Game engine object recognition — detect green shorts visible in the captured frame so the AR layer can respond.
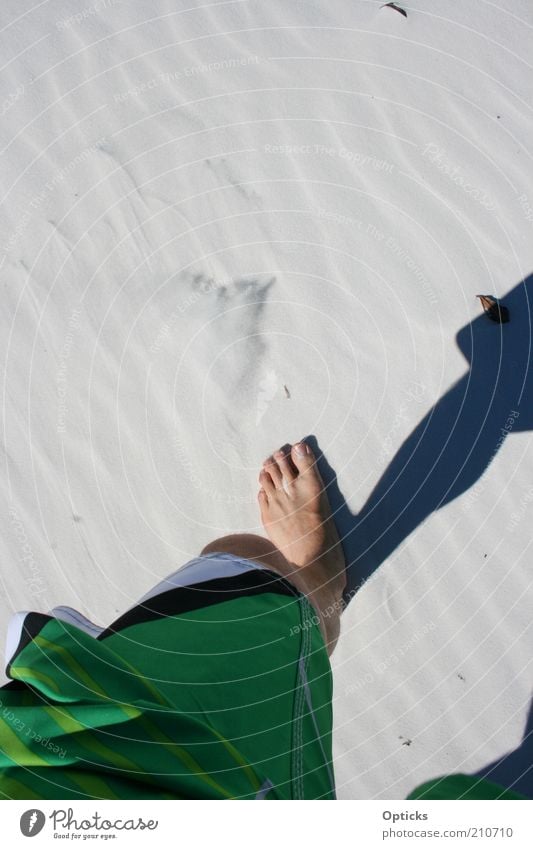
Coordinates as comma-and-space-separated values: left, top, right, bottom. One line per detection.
0, 563, 335, 800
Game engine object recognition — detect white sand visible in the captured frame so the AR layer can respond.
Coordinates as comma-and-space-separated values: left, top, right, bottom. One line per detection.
1, 0, 532, 799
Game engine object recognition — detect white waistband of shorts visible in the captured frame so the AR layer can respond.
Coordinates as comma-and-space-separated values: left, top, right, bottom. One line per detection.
3, 553, 270, 668
136, 552, 268, 605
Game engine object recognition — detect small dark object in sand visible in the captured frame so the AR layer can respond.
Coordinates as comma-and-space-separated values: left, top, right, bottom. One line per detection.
381, 2, 408, 17
477, 294, 510, 323
458, 673, 466, 682
399, 736, 412, 746
284, 384, 291, 399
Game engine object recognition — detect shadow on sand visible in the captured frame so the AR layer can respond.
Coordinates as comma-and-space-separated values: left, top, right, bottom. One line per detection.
307, 272, 533, 798
474, 697, 532, 799
309, 273, 532, 596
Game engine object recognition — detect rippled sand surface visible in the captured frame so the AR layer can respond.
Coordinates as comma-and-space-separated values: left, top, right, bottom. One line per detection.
0, 1, 532, 798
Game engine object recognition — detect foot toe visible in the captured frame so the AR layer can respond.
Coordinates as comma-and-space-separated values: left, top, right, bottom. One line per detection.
274, 449, 297, 482
259, 468, 276, 495
291, 441, 314, 473
258, 487, 268, 508
264, 457, 283, 489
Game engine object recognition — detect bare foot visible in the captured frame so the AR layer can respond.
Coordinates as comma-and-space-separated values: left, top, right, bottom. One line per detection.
258, 442, 346, 599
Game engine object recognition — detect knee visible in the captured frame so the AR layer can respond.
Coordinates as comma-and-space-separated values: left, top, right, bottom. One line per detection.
201, 533, 281, 564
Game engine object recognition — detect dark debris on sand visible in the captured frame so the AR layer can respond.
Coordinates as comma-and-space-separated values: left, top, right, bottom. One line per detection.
477, 295, 510, 323
381, 3, 408, 17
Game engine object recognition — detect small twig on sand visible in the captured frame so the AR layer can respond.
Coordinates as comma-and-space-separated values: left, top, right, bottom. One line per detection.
381, 3, 408, 17
476, 294, 510, 323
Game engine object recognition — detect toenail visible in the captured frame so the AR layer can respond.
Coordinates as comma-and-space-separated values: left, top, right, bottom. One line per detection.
274, 450, 284, 460
295, 442, 309, 455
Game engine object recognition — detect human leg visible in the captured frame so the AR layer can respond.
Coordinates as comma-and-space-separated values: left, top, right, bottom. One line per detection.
201, 441, 346, 655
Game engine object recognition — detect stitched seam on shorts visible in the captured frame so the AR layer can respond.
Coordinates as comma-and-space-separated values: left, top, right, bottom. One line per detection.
299, 622, 308, 799
299, 649, 336, 798
299, 607, 313, 799
290, 597, 304, 798
290, 595, 312, 799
